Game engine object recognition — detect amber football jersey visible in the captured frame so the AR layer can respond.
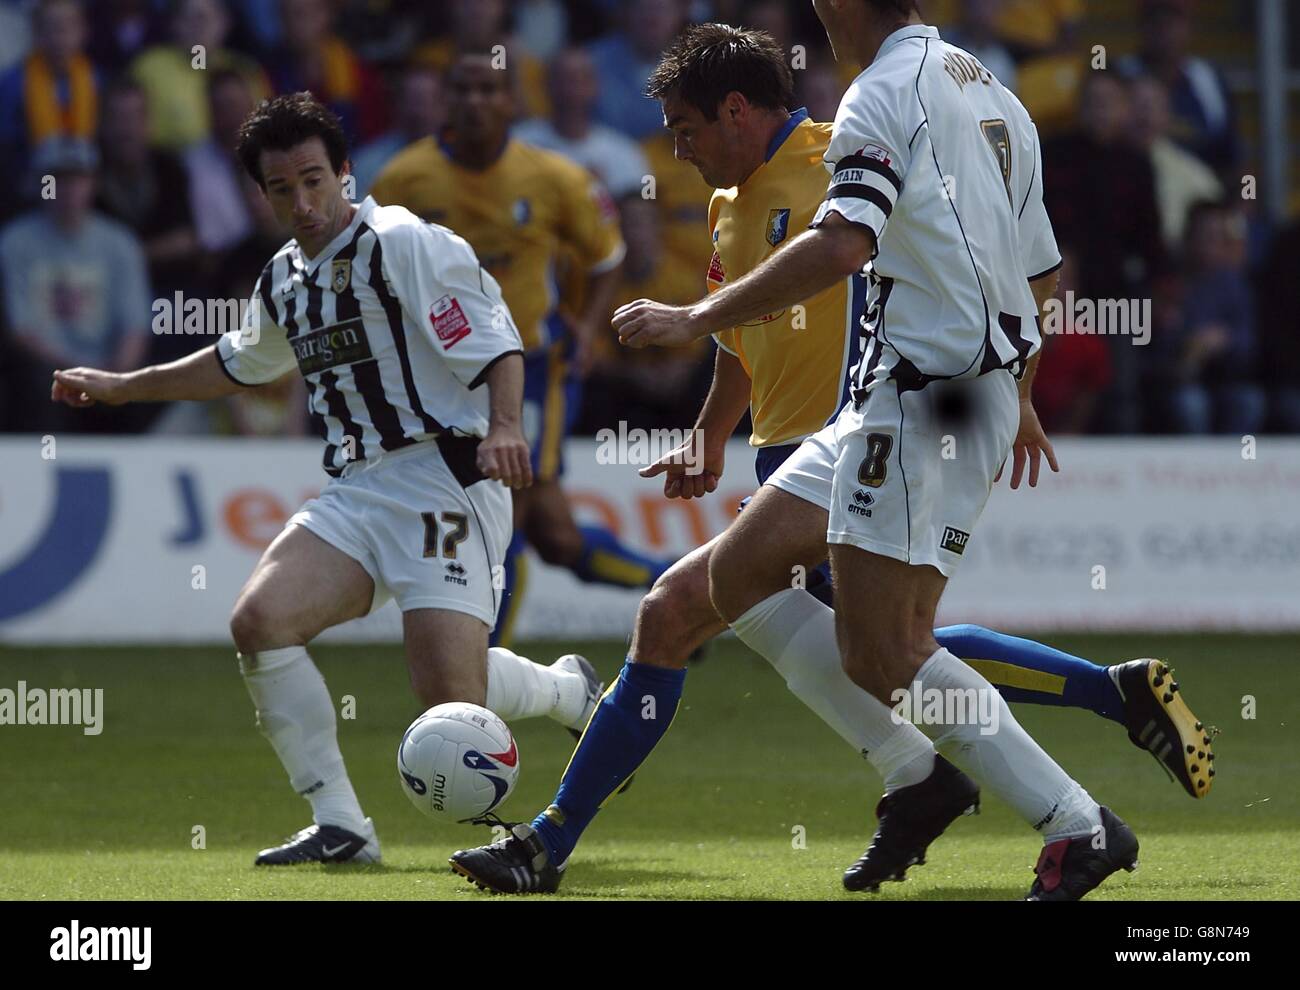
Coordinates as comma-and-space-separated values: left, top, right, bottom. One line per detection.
371, 137, 625, 351
710, 111, 866, 447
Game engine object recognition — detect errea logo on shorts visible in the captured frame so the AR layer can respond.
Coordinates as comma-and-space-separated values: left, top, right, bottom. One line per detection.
940, 526, 970, 555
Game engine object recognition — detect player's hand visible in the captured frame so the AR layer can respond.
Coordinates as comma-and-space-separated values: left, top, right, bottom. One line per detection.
478, 426, 533, 490
51, 367, 130, 407
613, 300, 703, 350
639, 431, 724, 499
996, 398, 1060, 490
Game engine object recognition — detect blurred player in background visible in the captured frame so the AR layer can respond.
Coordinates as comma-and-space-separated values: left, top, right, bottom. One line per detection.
372, 51, 676, 646
451, 14, 1211, 900
50, 93, 603, 867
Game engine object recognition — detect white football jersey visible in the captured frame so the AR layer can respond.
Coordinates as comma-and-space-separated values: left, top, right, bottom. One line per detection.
216, 197, 524, 475
812, 25, 1061, 397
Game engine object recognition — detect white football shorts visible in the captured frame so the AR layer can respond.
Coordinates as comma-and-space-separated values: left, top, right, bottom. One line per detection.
287, 437, 511, 626
766, 370, 1019, 577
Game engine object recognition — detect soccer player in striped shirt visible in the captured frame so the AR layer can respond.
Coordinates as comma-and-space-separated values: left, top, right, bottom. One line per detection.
51, 93, 605, 866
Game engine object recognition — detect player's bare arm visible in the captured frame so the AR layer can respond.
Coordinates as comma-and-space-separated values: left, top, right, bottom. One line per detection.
570, 263, 622, 376
614, 212, 874, 349
476, 353, 533, 490
998, 269, 1063, 489
642, 346, 752, 499
51, 343, 245, 408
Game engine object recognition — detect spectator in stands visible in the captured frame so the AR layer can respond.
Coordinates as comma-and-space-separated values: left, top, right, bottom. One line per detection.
1032, 248, 1112, 434
795, 55, 843, 125
0, 138, 151, 432
0, 0, 31, 77
1157, 201, 1264, 434
184, 69, 256, 254
588, 0, 688, 140
514, 47, 650, 200
578, 195, 712, 435
946, 0, 1018, 92
87, 0, 163, 76
350, 64, 444, 198
515, 0, 570, 62
741, 0, 793, 53
0, 0, 96, 187
1119, 0, 1241, 177
1255, 215, 1300, 432
993, 0, 1081, 59
95, 77, 203, 369
413, 0, 549, 120
1128, 73, 1223, 252
1043, 70, 1166, 433
268, 0, 387, 143
130, 0, 268, 152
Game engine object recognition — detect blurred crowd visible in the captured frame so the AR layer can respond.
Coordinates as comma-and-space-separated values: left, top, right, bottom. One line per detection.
0, 0, 1295, 438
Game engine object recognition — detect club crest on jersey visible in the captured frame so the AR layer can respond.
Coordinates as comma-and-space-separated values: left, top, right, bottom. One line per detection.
766, 208, 791, 246
430, 294, 472, 348
330, 259, 351, 293
512, 198, 531, 225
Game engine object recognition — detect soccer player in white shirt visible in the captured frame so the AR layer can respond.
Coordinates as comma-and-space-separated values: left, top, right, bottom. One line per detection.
50, 94, 604, 866
614, 2, 1139, 900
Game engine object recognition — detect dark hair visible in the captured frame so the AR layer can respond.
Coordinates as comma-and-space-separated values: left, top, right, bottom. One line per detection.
647, 22, 792, 121
236, 92, 348, 188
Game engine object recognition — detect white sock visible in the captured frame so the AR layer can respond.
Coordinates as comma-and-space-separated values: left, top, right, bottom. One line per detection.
238, 646, 367, 834
914, 648, 1102, 840
730, 589, 936, 791
485, 647, 588, 727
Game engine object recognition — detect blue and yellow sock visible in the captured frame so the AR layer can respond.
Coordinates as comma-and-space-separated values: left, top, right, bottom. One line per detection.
934, 623, 1124, 724
532, 659, 686, 866
569, 525, 673, 589
489, 532, 528, 649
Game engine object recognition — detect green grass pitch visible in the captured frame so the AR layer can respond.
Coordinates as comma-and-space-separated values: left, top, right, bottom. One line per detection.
1, 634, 1296, 900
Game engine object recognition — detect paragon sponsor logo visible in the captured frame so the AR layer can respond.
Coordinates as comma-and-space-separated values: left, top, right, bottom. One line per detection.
290, 318, 373, 375
940, 526, 970, 555
49, 921, 151, 970
0, 682, 103, 735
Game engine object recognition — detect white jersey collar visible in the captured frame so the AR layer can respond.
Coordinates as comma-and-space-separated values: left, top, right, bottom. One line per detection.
875, 24, 940, 63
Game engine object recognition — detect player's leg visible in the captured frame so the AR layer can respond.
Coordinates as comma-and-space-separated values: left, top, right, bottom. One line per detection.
631, 538, 730, 666
379, 441, 600, 732
711, 438, 940, 796
230, 522, 379, 864
829, 375, 1134, 897
450, 540, 727, 892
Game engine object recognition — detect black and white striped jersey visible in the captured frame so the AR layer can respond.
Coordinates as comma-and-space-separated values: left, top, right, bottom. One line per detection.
215, 197, 524, 475
812, 25, 1062, 398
